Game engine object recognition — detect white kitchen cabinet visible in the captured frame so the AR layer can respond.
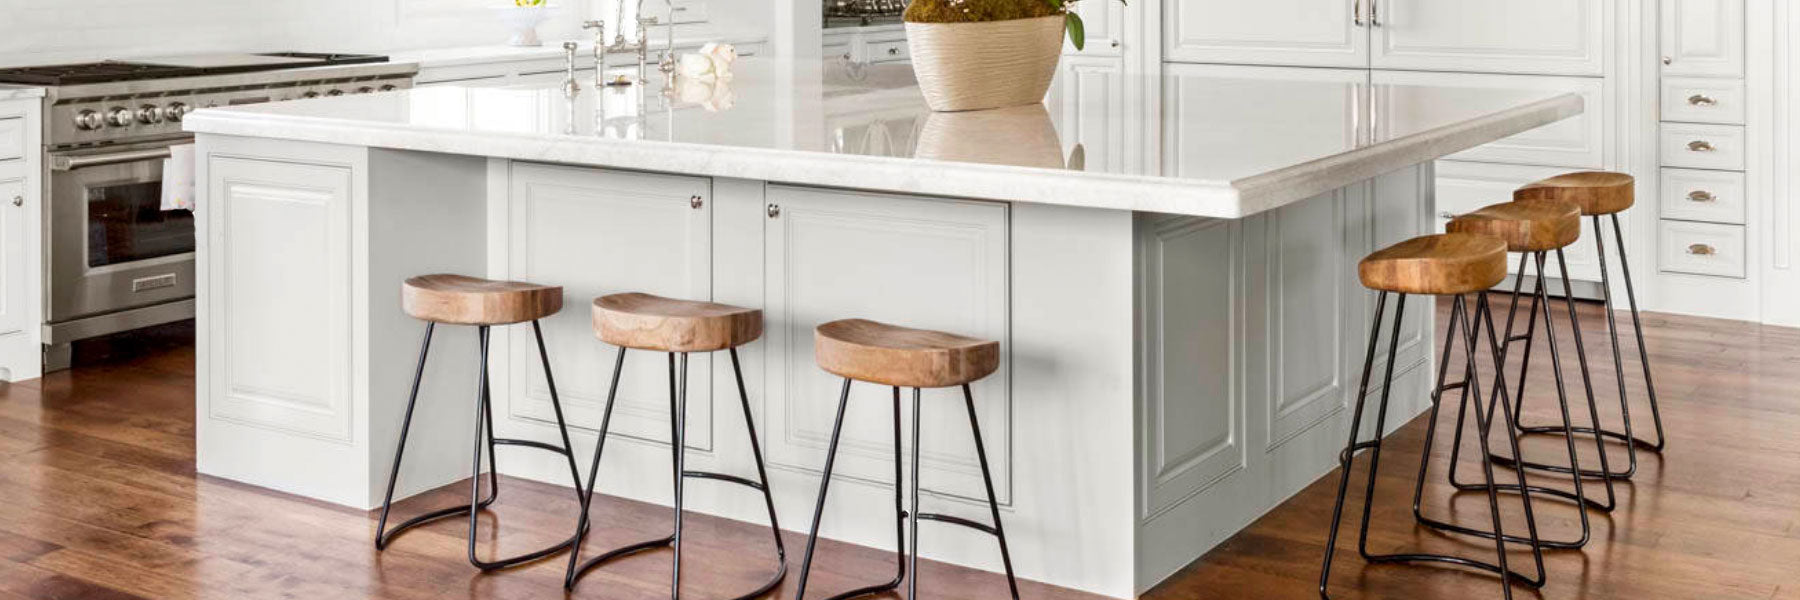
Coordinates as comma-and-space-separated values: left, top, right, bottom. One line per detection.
1660, 0, 1745, 78
1370, 0, 1605, 76
0, 98, 40, 382
1054, 56, 1128, 175
0, 178, 26, 341
759, 184, 1012, 503
1166, 0, 1607, 75
1068, 0, 1128, 56
1164, 0, 1369, 68
1434, 161, 1604, 285
1373, 70, 1606, 169
502, 163, 716, 448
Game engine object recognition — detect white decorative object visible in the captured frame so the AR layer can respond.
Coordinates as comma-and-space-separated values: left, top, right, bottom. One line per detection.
497, 4, 556, 47
676, 42, 739, 81
672, 76, 735, 112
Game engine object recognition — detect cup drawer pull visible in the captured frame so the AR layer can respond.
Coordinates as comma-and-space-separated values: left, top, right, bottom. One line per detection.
1687, 190, 1717, 203
1687, 140, 1716, 152
1687, 243, 1716, 256
1687, 94, 1717, 106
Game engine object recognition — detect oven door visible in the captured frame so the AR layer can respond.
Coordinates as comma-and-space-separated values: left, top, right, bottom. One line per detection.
47, 143, 196, 324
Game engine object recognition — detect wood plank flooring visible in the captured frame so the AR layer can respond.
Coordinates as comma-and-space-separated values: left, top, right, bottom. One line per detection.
0, 323, 1099, 600
4, 295, 1798, 599
1145, 296, 1800, 600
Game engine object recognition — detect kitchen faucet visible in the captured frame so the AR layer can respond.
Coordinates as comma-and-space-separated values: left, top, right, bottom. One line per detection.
582, 0, 676, 88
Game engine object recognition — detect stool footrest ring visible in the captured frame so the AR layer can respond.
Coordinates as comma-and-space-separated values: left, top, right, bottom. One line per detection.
915, 512, 1000, 537
682, 469, 765, 491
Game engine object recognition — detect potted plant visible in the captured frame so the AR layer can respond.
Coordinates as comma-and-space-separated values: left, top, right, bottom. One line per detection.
904, 0, 1124, 112
499, 0, 556, 47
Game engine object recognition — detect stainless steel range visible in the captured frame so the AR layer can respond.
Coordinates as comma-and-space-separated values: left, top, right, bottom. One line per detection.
0, 53, 418, 370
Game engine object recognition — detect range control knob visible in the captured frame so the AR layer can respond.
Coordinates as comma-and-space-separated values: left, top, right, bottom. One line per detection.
325, 89, 345, 97
74, 109, 105, 131
163, 102, 189, 122
106, 107, 134, 127
136, 104, 165, 124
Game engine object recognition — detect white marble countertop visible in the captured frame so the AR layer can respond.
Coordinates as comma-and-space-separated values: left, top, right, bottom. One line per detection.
184, 58, 1581, 218
0, 84, 46, 100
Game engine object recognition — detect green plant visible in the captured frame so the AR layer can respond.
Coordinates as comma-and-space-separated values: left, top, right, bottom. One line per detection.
902, 0, 1126, 50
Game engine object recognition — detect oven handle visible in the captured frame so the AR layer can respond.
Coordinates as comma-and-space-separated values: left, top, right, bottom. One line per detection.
51, 147, 175, 171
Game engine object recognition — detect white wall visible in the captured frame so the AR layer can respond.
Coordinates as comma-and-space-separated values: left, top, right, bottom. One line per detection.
0, 0, 776, 67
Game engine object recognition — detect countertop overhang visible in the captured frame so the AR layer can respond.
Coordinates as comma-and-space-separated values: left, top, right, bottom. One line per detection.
184, 59, 1582, 218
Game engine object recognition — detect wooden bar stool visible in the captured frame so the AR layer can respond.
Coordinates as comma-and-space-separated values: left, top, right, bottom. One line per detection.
1436, 199, 1618, 551
374, 274, 588, 571
1318, 234, 1546, 600
793, 319, 1016, 600
1513, 172, 1667, 480
564, 293, 786, 599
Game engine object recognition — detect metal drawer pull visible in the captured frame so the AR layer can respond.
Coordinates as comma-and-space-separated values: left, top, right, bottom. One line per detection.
9, 195, 20, 207
1437, 211, 1458, 220
1687, 94, 1717, 106
767, 204, 781, 218
690, 194, 704, 209
1687, 140, 1716, 152
1353, 0, 1364, 26
1687, 243, 1716, 256
1687, 190, 1717, 203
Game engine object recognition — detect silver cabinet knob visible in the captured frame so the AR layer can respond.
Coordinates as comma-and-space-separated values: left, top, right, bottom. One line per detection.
690, 195, 704, 209
106, 107, 134, 127
1687, 94, 1717, 106
136, 104, 164, 124
74, 110, 105, 131
10, 195, 21, 207
767, 204, 781, 218
1111, 40, 1121, 48
1663, 56, 1673, 65
163, 102, 189, 122
1687, 140, 1716, 152
1687, 243, 1716, 256
1687, 190, 1717, 203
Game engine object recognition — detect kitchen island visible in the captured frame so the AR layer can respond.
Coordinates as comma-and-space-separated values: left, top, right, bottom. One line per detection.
185, 58, 1578, 598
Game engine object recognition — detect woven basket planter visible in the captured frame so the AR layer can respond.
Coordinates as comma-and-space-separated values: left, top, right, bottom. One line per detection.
905, 15, 1065, 112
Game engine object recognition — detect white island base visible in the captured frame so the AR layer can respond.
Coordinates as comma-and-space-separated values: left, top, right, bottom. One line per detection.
190, 61, 1577, 598
196, 138, 1432, 598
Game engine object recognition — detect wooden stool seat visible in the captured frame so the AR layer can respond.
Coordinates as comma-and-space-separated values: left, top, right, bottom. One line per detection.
1358, 233, 1508, 296
1447, 199, 1582, 252
402, 274, 562, 325
592, 292, 763, 353
814, 319, 999, 389
1515, 171, 1635, 216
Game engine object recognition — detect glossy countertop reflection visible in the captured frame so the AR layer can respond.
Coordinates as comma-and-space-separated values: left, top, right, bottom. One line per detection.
185, 58, 1581, 217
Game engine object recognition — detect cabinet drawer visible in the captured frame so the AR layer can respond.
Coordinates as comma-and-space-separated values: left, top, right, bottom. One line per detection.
0, 118, 21, 161
1661, 78, 1745, 124
1660, 123, 1745, 171
1659, 168, 1744, 224
867, 40, 910, 63
1659, 220, 1745, 278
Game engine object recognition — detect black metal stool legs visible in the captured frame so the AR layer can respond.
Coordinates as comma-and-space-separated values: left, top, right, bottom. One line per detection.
566, 349, 788, 599
1320, 293, 1547, 600
375, 321, 588, 572
795, 379, 908, 600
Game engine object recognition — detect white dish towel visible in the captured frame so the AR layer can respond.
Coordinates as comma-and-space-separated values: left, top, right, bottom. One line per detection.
160, 143, 196, 212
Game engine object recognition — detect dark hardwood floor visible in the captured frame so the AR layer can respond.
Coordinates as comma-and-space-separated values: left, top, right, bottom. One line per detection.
0, 323, 1099, 600
1146, 297, 1800, 600
4, 296, 1798, 599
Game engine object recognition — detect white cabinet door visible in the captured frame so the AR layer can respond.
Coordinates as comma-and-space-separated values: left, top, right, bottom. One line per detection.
504, 163, 714, 448
206, 157, 356, 441
1164, 0, 1370, 68
0, 178, 23, 339
760, 185, 1011, 503
1067, 0, 1127, 56
1661, 0, 1745, 78
1373, 70, 1606, 169
1370, 0, 1605, 76
1054, 56, 1128, 175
